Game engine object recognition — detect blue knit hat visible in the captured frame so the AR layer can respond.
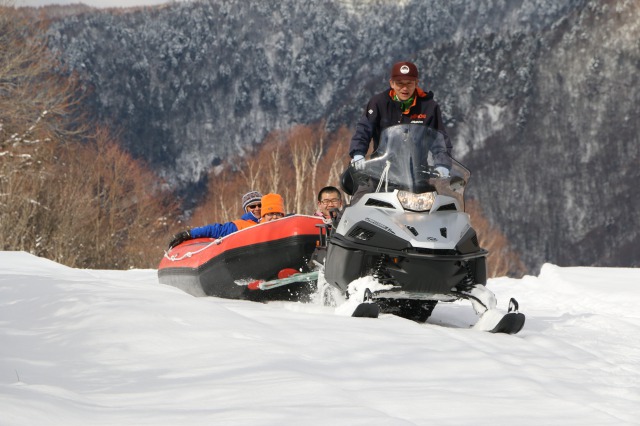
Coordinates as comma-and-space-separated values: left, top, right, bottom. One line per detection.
242, 191, 263, 211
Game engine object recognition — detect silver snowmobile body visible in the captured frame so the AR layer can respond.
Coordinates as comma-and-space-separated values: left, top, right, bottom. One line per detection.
324, 124, 523, 331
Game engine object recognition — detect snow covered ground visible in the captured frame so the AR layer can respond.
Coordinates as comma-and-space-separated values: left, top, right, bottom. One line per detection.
1, 251, 639, 425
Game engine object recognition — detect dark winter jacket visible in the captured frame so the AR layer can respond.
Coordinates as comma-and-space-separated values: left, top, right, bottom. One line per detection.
349, 87, 452, 162
189, 219, 256, 239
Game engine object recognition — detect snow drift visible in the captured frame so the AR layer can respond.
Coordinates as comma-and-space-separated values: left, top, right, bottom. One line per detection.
1, 251, 639, 425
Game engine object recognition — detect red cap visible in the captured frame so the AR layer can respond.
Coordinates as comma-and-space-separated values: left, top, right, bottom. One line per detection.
390, 61, 418, 81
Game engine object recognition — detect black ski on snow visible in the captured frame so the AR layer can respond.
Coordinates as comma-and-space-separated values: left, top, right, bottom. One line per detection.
351, 302, 380, 318
489, 312, 526, 334
489, 298, 526, 334
350, 301, 524, 332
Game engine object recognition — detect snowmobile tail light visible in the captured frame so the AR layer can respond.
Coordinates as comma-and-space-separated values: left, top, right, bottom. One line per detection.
397, 190, 435, 212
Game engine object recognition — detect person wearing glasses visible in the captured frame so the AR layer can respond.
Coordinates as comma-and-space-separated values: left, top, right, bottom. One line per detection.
315, 186, 343, 221
240, 190, 263, 223
347, 61, 452, 203
168, 193, 286, 249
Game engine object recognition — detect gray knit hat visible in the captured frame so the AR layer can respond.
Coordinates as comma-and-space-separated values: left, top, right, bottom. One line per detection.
242, 190, 263, 211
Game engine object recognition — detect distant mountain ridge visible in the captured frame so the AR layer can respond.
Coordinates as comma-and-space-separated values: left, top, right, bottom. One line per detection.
44, 0, 639, 272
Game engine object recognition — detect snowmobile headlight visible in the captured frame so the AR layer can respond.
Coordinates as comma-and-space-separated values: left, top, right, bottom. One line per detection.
397, 190, 436, 212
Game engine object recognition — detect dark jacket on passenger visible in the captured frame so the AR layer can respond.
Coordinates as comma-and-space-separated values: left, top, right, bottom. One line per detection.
349, 87, 452, 162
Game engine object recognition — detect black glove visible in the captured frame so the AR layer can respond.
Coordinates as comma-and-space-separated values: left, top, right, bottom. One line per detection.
168, 230, 191, 249
328, 207, 342, 228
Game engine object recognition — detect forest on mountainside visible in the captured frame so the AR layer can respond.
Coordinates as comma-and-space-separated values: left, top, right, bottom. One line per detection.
8, 0, 640, 273
1, 3, 522, 275
0, 5, 179, 268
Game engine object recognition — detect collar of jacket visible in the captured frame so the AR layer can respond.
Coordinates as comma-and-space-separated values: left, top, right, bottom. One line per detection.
389, 87, 428, 114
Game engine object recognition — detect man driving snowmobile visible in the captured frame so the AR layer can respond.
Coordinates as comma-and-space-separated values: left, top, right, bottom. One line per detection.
347, 61, 452, 203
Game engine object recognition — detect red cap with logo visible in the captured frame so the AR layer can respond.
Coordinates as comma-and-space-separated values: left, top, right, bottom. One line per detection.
390, 61, 418, 81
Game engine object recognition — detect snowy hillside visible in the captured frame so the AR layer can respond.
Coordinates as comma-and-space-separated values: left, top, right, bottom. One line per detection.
43, 0, 640, 272
1, 251, 639, 425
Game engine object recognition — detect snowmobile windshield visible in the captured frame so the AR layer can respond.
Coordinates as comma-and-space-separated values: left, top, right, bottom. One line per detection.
352, 124, 470, 199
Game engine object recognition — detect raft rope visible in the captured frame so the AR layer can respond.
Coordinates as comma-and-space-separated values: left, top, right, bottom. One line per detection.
163, 238, 223, 261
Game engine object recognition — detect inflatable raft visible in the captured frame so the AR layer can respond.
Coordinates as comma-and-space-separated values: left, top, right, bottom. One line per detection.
157, 215, 325, 301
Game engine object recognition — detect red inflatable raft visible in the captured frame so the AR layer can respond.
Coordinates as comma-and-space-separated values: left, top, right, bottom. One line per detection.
157, 215, 325, 301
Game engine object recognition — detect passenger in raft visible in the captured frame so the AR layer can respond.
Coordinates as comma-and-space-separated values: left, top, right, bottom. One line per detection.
239, 190, 262, 223
314, 186, 343, 222
167, 193, 286, 249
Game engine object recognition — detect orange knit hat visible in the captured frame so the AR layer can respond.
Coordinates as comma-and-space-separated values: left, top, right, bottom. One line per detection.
260, 193, 285, 217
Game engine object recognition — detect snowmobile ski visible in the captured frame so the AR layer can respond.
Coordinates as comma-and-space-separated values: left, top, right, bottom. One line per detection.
488, 298, 525, 334
489, 312, 526, 334
351, 302, 380, 318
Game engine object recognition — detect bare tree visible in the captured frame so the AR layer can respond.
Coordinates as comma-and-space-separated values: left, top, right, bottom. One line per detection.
289, 130, 311, 213
323, 126, 351, 191
1, 6, 180, 269
191, 123, 351, 220
466, 199, 526, 278
238, 150, 262, 191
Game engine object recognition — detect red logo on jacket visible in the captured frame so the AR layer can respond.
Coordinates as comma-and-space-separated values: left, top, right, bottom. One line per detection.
410, 114, 427, 120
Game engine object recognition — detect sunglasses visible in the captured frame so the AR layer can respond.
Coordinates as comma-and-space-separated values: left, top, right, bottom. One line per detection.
247, 203, 261, 210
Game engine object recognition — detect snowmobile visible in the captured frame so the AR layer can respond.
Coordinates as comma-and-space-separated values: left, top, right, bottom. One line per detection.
321, 124, 525, 334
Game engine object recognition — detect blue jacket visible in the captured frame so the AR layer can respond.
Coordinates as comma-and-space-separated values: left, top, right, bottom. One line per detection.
190, 219, 256, 239
240, 212, 260, 223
